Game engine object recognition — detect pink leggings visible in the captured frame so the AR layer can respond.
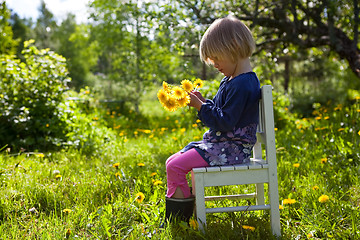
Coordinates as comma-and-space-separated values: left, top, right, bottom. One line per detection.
166, 148, 209, 198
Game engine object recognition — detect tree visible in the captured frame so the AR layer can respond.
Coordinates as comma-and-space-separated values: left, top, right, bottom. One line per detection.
34, 0, 58, 50
176, 0, 360, 79
89, 0, 190, 110
0, 1, 18, 54
55, 13, 99, 89
10, 13, 35, 58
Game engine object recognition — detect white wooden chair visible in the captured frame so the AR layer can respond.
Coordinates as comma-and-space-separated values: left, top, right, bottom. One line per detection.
191, 85, 281, 237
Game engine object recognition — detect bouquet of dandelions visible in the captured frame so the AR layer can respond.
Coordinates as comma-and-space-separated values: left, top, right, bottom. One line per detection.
157, 78, 204, 112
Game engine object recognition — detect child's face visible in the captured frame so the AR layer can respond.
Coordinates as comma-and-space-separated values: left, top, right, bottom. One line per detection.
208, 57, 237, 78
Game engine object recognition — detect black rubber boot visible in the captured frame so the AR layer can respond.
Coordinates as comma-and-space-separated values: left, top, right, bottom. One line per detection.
160, 197, 195, 228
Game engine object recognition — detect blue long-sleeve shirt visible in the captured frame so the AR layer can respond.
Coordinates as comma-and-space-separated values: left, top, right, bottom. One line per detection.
198, 72, 260, 131
182, 72, 260, 166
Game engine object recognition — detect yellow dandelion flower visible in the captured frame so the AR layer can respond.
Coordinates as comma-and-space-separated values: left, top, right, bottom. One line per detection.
279, 204, 284, 210
163, 95, 178, 112
135, 192, 145, 203
37, 153, 45, 158
315, 116, 322, 120
312, 186, 319, 190
115, 172, 121, 178
189, 219, 198, 230
358, 130, 360, 136
177, 95, 190, 107
157, 89, 169, 104
192, 123, 198, 128
321, 158, 328, 164
283, 198, 296, 205
113, 162, 120, 168
324, 116, 330, 120
55, 174, 62, 180
65, 228, 71, 238
137, 163, 145, 167
150, 172, 157, 177
193, 78, 204, 89
162, 81, 171, 93
181, 79, 194, 92
293, 163, 300, 168
196, 119, 201, 123
242, 225, 255, 231
62, 209, 72, 214
46, 124, 49, 127
338, 128, 345, 132
153, 180, 163, 186
172, 86, 186, 100
318, 194, 329, 203
307, 233, 313, 238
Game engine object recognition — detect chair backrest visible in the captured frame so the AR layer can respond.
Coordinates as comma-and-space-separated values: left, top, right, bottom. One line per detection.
252, 85, 277, 169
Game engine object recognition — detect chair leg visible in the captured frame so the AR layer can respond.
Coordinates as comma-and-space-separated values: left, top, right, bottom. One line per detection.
268, 181, 281, 237
192, 171, 206, 232
255, 183, 265, 205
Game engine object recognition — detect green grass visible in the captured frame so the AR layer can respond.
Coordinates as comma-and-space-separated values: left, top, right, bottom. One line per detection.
0, 92, 359, 239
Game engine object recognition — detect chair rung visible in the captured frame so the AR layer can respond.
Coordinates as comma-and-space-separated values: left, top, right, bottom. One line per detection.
205, 193, 256, 201
205, 204, 271, 213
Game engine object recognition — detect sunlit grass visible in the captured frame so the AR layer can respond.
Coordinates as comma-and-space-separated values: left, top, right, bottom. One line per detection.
0, 93, 359, 239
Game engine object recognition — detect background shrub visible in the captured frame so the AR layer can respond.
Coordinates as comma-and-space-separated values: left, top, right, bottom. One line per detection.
0, 40, 71, 151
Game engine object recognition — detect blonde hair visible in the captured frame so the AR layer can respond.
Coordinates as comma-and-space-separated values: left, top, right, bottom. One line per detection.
199, 15, 255, 63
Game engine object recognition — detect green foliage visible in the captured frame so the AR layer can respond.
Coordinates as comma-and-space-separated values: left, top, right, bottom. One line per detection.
0, 40, 71, 151
0, 1, 18, 54
0, 84, 359, 238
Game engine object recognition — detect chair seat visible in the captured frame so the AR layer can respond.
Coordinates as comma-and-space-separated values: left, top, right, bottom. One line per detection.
192, 158, 268, 173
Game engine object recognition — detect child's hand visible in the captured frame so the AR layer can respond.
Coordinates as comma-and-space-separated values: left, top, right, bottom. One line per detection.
188, 91, 204, 111
191, 90, 206, 102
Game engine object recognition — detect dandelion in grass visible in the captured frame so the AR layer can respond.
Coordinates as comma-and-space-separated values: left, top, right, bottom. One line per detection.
115, 172, 121, 178
37, 153, 45, 158
153, 180, 163, 186
321, 158, 328, 164
137, 163, 145, 167
189, 219, 198, 230
113, 162, 120, 169
55, 174, 62, 180
193, 78, 204, 89
63, 209, 72, 214
150, 172, 157, 177
135, 192, 145, 203
242, 225, 255, 231
181, 79, 194, 92
65, 228, 71, 239
318, 194, 329, 203
358, 130, 360, 136
279, 205, 284, 210
293, 163, 300, 168
312, 186, 319, 191
283, 198, 296, 205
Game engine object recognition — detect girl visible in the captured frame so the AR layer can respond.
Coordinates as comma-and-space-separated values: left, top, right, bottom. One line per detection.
164, 15, 260, 224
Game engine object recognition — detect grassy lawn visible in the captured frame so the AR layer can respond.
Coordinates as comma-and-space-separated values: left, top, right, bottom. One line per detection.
0, 91, 359, 239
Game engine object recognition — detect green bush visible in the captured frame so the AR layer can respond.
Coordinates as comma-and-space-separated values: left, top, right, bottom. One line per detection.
0, 40, 71, 151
